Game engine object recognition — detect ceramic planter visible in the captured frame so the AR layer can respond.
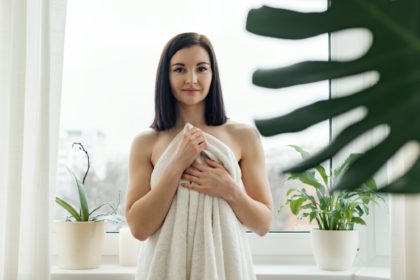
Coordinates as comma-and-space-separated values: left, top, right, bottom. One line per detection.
310, 228, 359, 271
55, 220, 105, 269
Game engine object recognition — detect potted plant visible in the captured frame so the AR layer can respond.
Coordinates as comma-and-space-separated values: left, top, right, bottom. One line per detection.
280, 145, 384, 271
55, 142, 124, 269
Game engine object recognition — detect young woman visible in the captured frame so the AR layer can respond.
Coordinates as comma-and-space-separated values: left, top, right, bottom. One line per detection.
125, 32, 273, 280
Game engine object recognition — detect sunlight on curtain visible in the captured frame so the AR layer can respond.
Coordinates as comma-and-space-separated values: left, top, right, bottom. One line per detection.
0, 0, 67, 279
389, 142, 420, 280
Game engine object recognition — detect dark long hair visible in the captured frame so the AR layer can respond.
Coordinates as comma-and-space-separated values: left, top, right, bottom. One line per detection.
150, 32, 227, 131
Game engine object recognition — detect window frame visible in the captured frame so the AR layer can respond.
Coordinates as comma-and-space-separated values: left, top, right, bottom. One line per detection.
52, 0, 390, 267
52, 221, 387, 266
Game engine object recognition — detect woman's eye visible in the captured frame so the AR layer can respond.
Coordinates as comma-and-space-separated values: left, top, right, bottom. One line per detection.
197, 66, 208, 72
173, 67, 185, 73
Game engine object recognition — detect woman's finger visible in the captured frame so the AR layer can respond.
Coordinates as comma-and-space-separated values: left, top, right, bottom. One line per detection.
182, 173, 202, 184
192, 135, 206, 145
184, 167, 200, 177
184, 182, 202, 192
205, 158, 224, 169
191, 161, 207, 172
198, 140, 208, 149
189, 127, 202, 137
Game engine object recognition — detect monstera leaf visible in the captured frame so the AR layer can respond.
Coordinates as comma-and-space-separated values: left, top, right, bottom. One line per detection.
246, 0, 420, 193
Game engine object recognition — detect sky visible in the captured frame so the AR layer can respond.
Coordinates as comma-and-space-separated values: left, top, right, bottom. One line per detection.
59, 0, 329, 157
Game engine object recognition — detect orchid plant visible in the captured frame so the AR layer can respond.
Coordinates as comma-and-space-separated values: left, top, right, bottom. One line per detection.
55, 142, 124, 223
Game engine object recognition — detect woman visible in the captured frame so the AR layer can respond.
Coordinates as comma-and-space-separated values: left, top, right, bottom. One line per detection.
125, 32, 273, 280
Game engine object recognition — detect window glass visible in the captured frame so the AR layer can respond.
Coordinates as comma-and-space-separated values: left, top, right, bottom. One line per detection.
55, 0, 329, 232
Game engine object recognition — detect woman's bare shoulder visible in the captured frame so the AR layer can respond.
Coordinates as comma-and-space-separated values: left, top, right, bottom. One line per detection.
130, 129, 160, 156
225, 120, 260, 139
225, 121, 265, 165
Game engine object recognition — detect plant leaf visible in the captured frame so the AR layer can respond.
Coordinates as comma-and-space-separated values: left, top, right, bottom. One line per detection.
68, 169, 90, 221
333, 154, 360, 179
88, 203, 115, 217
290, 171, 325, 193
289, 145, 329, 186
379, 158, 420, 193
55, 197, 81, 221
289, 197, 306, 215
289, 145, 310, 159
92, 214, 125, 223
352, 217, 366, 225
246, 0, 420, 194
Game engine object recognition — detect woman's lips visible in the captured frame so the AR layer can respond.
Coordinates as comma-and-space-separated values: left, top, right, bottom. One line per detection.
182, 88, 200, 91
182, 89, 200, 94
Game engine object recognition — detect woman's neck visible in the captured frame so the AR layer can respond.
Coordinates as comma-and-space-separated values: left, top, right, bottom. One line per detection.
175, 104, 206, 129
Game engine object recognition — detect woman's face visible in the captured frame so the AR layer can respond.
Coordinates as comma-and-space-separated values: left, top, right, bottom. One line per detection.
169, 45, 213, 106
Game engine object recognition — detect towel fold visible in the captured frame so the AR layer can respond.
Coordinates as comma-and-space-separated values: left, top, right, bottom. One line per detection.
136, 123, 256, 280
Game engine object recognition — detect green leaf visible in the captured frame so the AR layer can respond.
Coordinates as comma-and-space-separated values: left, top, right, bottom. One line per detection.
302, 203, 316, 210
289, 145, 310, 159
289, 171, 325, 193
315, 165, 329, 190
55, 197, 81, 221
92, 214, 125, 223
296, 188, 318, 205
319, 196, 330, 211
68, 169, 90, 221
309, 211, 318, 223
333, 154, 361, 179
246, 0, 420, 194
286, 188, 295, 196
379, 158, 420, 193
289, 145, 329, 186
289, 197, 306, 215
365, 178, 378, 191
88, 202, 116, 217
352, 217, 367, 225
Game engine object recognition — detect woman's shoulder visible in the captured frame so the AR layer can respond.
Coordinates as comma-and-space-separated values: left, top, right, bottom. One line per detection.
224, 121, 264, 161
224, 120, 261, 155
132, 129, 160, 144
130, 129, 161, 156
225, 120, 260, 139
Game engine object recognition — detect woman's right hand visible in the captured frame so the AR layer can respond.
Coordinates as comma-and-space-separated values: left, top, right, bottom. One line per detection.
172, 127, 208, 170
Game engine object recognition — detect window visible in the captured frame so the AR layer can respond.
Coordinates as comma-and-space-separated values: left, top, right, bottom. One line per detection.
55, 0, 392, 265
55, 0, 330, 233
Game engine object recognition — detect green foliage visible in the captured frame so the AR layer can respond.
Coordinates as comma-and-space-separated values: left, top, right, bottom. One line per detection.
281, 146, 384, 231
55, 143, 124, 223
246, 0, 420, 193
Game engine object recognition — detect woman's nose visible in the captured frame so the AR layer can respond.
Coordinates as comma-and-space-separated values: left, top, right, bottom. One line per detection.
186, 71, 198, 84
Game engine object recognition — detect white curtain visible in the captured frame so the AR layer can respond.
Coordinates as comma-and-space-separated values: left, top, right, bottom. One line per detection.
390, 143, 420, 280
0, 0, 67, 279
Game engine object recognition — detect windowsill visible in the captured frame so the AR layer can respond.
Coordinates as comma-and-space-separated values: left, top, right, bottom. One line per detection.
51, 263, 390, 280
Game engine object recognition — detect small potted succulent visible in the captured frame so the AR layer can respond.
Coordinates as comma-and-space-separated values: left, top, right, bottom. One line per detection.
55, 142, 124, 269
281, 145, 384, 271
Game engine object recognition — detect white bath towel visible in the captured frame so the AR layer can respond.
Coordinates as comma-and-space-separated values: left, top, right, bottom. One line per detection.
136, 123, 256, 280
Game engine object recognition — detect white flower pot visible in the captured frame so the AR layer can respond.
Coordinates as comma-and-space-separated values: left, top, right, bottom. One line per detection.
310, 228, 359, 271
118, 227, 141, 266
55, 220, 105, 269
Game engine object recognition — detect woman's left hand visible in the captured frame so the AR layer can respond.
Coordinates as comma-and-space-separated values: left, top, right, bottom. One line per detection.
181, 158, 236, 199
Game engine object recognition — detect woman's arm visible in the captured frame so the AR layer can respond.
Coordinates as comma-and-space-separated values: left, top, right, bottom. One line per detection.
225, 126, 273, 236
182, 125, 273, 236
125, 128, 208, 241
125, 132, 182, 241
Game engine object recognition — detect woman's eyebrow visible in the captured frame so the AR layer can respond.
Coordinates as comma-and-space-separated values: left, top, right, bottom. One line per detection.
171, 62, 210, 67
171, 63, 185, 67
